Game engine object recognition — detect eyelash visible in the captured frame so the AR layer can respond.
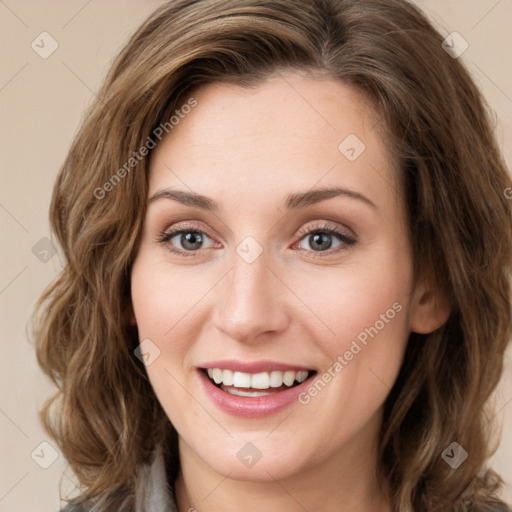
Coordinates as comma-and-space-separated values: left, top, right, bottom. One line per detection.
156, 221, 357, 258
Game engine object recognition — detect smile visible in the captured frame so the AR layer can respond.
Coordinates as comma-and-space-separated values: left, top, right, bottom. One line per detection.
197, 360, 317, 417
205, 368, 311, 396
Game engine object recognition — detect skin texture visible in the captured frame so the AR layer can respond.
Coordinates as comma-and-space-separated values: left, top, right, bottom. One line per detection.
129, 73, 449, 512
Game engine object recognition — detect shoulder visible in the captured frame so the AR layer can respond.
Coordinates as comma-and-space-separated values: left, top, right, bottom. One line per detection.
59, 501, 91, 512
56, 443, 176, 512
490, 500, 512, 512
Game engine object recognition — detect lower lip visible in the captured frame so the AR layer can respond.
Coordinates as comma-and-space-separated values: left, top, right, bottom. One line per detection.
198, 370, 314, 418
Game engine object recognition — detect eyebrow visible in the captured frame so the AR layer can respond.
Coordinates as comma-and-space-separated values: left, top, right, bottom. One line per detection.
148, 189, 219, 212
147, 187, 378, 212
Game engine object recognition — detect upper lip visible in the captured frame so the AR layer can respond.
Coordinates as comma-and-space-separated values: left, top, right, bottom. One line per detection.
198, 359, 315, 374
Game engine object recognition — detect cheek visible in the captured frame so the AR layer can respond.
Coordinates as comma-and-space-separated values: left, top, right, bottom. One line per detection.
291, 264, 411, 452
130, 254, 216, 420
130, 255, 210, 351
288, 250, 412, 360
130, 255, 197, 424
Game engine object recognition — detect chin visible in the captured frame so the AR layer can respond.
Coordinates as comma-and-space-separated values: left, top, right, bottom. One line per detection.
203, 449, 308, 482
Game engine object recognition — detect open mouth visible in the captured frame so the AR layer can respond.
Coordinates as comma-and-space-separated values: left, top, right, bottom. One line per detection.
201, 368, 317, 397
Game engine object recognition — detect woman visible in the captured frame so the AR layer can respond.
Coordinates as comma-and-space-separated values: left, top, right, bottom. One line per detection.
30, 0, 512, 510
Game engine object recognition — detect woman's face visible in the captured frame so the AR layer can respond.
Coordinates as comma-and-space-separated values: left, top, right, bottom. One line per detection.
130, 73, 428, 482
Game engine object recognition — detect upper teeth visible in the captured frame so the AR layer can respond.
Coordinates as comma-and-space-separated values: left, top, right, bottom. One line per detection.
206, 369, 309, 389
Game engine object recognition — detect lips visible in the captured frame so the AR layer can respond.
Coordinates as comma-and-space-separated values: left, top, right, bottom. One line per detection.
197, 360, 317, 417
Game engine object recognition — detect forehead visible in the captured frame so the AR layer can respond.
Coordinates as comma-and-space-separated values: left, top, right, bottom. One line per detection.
148, 74, 399, 213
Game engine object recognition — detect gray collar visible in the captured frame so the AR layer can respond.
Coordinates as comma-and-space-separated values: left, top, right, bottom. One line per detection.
134, 443, 177, 512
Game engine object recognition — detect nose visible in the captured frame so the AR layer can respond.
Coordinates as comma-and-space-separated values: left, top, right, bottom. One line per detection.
211, 251, 290, 344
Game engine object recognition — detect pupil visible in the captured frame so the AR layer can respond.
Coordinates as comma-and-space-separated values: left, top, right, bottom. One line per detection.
182, 232, 202, 250
310, 232, 332, 251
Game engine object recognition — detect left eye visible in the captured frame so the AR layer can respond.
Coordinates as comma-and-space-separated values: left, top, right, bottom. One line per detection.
295, 229, 354, 252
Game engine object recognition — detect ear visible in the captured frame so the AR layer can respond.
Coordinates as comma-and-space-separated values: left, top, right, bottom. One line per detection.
125, 302, 137, 326
409, 274, 451, 334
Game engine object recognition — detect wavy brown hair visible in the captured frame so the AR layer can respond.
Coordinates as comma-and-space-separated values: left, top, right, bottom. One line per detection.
29, 0, 512, 510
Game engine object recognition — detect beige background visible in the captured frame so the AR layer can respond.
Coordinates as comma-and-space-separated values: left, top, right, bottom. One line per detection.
0, 1, 511, 510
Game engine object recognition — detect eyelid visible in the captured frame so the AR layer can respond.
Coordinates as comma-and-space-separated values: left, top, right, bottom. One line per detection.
294, 220, 356, 242
157, 220, 214, 240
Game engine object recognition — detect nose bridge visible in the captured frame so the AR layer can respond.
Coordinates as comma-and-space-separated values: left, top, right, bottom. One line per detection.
212, 247, 288, 342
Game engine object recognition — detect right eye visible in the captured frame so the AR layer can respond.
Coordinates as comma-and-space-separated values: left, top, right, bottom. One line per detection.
158, 225, 219, 256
